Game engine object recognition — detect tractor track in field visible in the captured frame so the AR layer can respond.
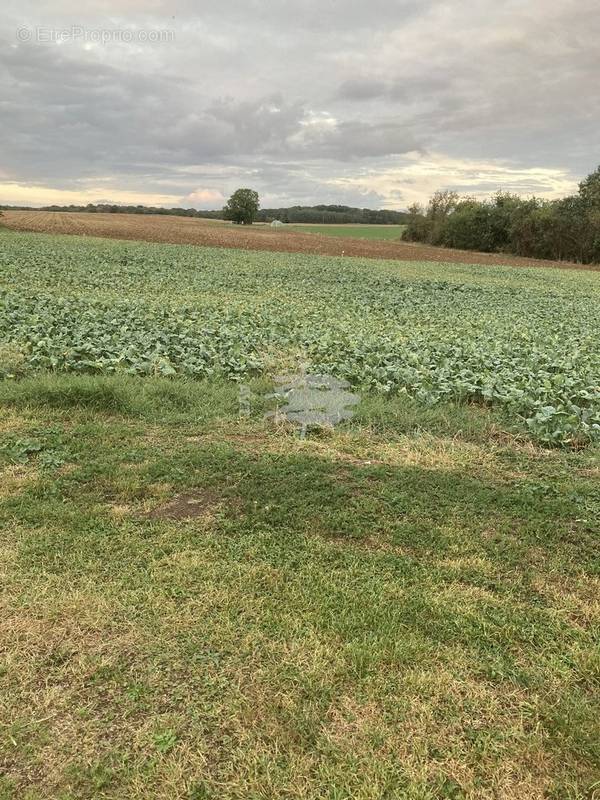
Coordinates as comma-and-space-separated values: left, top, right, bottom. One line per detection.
2, 210, 598, 272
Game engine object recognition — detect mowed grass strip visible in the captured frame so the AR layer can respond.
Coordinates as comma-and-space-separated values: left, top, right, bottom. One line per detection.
0, 374, 599, 800
288, 224, 407, 241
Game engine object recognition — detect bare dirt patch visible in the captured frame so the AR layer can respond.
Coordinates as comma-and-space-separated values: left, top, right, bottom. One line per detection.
144, 490, 222, 520
3, 210, 598, 271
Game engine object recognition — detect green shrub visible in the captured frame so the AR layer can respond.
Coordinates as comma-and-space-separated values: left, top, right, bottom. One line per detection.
402, 165, 600, 264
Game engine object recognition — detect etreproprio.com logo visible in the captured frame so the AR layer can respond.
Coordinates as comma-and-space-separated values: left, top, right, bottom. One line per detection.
16, 25, 175, 44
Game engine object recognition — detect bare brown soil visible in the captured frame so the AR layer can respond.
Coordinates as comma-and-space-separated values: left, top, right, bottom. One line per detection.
3, 210, 598, 271
145, 490, 220, 520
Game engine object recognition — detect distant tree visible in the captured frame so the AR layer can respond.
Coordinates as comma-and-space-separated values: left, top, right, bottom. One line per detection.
402, 203, 429, 242
427, 191, 459, 245
441, 198, 489, 250
578, 165, 600, 208
223, 188, 260, 225
402, 193, 459, 245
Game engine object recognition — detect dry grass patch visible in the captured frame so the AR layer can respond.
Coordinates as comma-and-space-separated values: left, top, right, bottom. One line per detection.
0, 464, 38, 500
531, 574, 600, 630
0, 409, 27, 434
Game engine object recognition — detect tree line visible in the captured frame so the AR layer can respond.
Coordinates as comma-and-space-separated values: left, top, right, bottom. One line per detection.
0, 202, 410, 226
255, 205, 410, 225
403, 165, 600, 264
0, 203, 213, 218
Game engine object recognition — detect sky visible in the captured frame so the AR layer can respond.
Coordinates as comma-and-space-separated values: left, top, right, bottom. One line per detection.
1, 0, 598, 210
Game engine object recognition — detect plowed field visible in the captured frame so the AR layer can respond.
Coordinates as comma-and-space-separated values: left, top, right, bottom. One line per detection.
2, 210, 597, 271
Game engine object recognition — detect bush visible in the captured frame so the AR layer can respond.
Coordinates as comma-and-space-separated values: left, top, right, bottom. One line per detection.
402, 165, 600, 264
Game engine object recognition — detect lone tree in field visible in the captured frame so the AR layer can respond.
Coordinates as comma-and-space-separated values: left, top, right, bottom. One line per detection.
223, 188, 259, 225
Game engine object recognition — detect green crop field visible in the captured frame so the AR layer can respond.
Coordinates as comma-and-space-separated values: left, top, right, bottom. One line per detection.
289, 224, 406, 240
1, 230, 598, 445
1, 229, 599, 799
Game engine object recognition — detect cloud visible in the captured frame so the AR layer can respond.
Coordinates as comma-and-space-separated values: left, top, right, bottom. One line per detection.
0, 0, 597, 209
336, 79, 390, 102
0, 181, 183, 207
326, 154, 580, 207
181, 188, 225, 208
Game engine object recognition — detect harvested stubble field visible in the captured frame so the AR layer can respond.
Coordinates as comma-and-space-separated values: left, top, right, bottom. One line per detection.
3, 209, 598, 271
0, 228, 599, 799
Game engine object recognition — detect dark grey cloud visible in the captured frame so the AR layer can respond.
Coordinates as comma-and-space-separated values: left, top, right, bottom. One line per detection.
336, 76, 450, 104
0, 0, 598, 207
336, 79, 390, 102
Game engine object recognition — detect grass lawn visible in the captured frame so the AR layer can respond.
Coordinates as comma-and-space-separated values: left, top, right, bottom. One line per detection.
0, 373, 599, 799
288, 224, 406, 240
